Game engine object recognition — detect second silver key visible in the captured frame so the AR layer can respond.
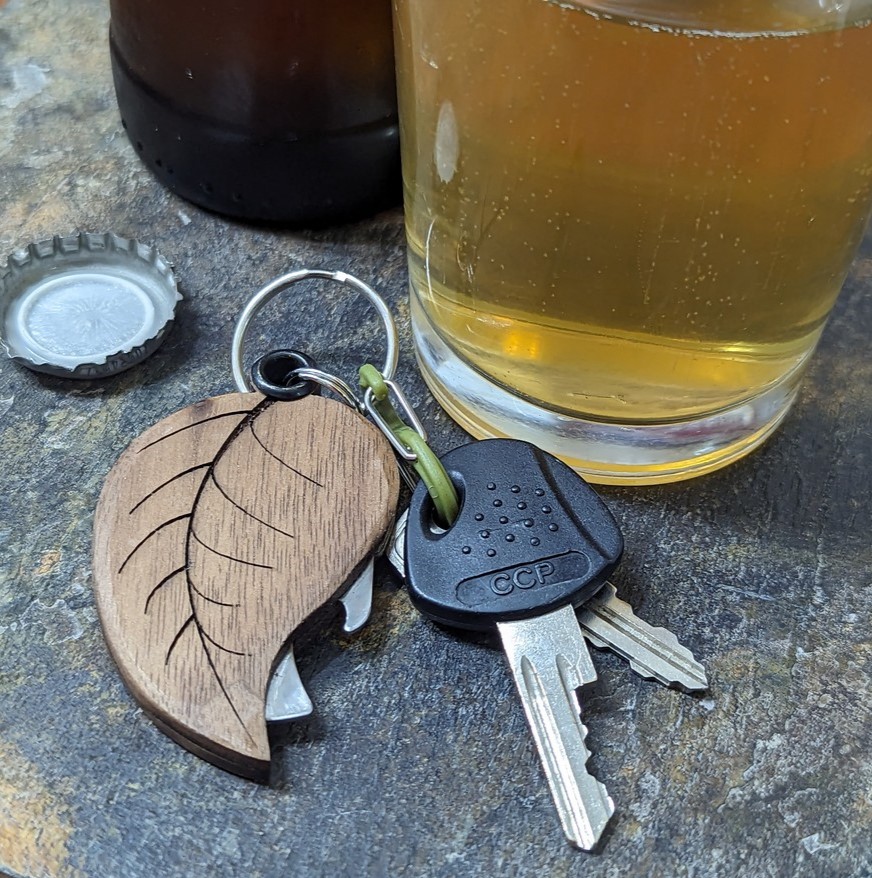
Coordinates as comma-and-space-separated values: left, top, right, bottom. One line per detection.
580, 583, 708, 692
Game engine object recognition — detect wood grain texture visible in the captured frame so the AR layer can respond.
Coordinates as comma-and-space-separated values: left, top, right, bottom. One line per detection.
91, 392, 399, 781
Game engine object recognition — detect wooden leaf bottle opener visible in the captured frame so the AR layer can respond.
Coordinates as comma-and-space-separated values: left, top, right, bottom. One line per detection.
92, 270, 407, 781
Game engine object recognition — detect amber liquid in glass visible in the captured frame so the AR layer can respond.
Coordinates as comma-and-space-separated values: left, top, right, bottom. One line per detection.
396, 1, 872, 427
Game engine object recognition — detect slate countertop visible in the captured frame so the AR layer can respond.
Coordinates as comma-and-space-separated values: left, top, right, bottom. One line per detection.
1, 2, 871, 877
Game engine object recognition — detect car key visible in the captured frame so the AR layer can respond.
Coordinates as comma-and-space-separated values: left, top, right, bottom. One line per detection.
404, 438, 623, 850
390, 511, 708, 693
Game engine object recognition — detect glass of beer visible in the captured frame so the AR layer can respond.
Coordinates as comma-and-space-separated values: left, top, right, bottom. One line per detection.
392, 0, 872, 483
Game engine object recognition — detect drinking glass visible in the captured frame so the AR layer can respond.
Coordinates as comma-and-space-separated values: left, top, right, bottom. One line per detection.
392, 0, 872, 483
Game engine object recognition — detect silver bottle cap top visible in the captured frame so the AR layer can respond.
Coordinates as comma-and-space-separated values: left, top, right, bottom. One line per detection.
0, 232, 182, 378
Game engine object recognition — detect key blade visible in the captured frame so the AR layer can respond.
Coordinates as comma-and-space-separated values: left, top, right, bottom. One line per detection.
265, 646, 314, 723
498, 604, 614, 851
387, 508, 408, 578
340, 559, 375, 633
580, 583, 709, 693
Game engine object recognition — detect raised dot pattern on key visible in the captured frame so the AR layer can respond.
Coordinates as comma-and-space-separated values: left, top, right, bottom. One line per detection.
465, 482, 557, 563
405, 438, 623, 631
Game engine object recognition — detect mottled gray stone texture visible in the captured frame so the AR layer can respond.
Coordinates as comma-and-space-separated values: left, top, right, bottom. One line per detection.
1, 1, 870, 876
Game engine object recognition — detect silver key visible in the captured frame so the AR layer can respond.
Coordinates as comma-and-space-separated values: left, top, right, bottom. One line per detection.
498, 605, 615, 850
580, 583, 708, 692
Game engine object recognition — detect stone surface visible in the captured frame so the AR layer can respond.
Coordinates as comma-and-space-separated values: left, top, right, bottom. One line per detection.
1, 1, 871, 876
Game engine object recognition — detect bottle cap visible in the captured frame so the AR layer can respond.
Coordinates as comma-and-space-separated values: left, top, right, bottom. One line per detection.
0, 232, 182, 378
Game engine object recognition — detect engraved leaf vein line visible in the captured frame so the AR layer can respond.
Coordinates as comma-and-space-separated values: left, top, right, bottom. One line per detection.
144, 566, 187, 613
179, 396, 273, 742
188, 615, 252, 739
209, 470, 296, 540
164, 615, 253, 675
190, 578, 239, 608
129, 463, 212, 514
165, 613, 195, 664
248, 420, 325, 488
136, 409, 254, 454
119, 514, 192, 574
199, 626, 249, 657
190, 527, 274, 570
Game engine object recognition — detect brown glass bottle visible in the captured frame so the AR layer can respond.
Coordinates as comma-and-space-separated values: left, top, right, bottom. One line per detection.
109, 0, 400, 224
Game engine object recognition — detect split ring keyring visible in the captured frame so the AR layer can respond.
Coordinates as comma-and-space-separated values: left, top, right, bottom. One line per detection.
231, 269, 400, 401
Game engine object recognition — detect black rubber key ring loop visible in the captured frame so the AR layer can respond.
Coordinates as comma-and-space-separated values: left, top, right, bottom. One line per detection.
250, 349, 322, 401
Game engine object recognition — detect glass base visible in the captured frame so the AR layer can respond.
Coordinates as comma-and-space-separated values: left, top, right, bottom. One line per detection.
411, 294, 803, 485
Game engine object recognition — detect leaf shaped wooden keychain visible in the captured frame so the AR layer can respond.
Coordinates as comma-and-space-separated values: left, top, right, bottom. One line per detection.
92, 270, 401, 781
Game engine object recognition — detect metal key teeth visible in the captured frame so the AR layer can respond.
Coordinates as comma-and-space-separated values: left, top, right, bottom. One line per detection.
580, 584, 709, 693
536, 657, 615, 850
499, 605, 615, 851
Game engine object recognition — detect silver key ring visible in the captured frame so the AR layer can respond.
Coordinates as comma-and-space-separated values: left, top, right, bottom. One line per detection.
231, 268, 400, 401
292, 367, 363, 412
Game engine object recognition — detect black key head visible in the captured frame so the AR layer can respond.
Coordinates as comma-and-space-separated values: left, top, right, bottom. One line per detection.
404, 439, 623, 631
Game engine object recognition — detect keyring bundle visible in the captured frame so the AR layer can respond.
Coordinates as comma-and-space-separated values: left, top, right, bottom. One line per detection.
91, 267, 708, 851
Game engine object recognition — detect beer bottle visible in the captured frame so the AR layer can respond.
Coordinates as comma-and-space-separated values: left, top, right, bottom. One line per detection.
109, 0, 400, 224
